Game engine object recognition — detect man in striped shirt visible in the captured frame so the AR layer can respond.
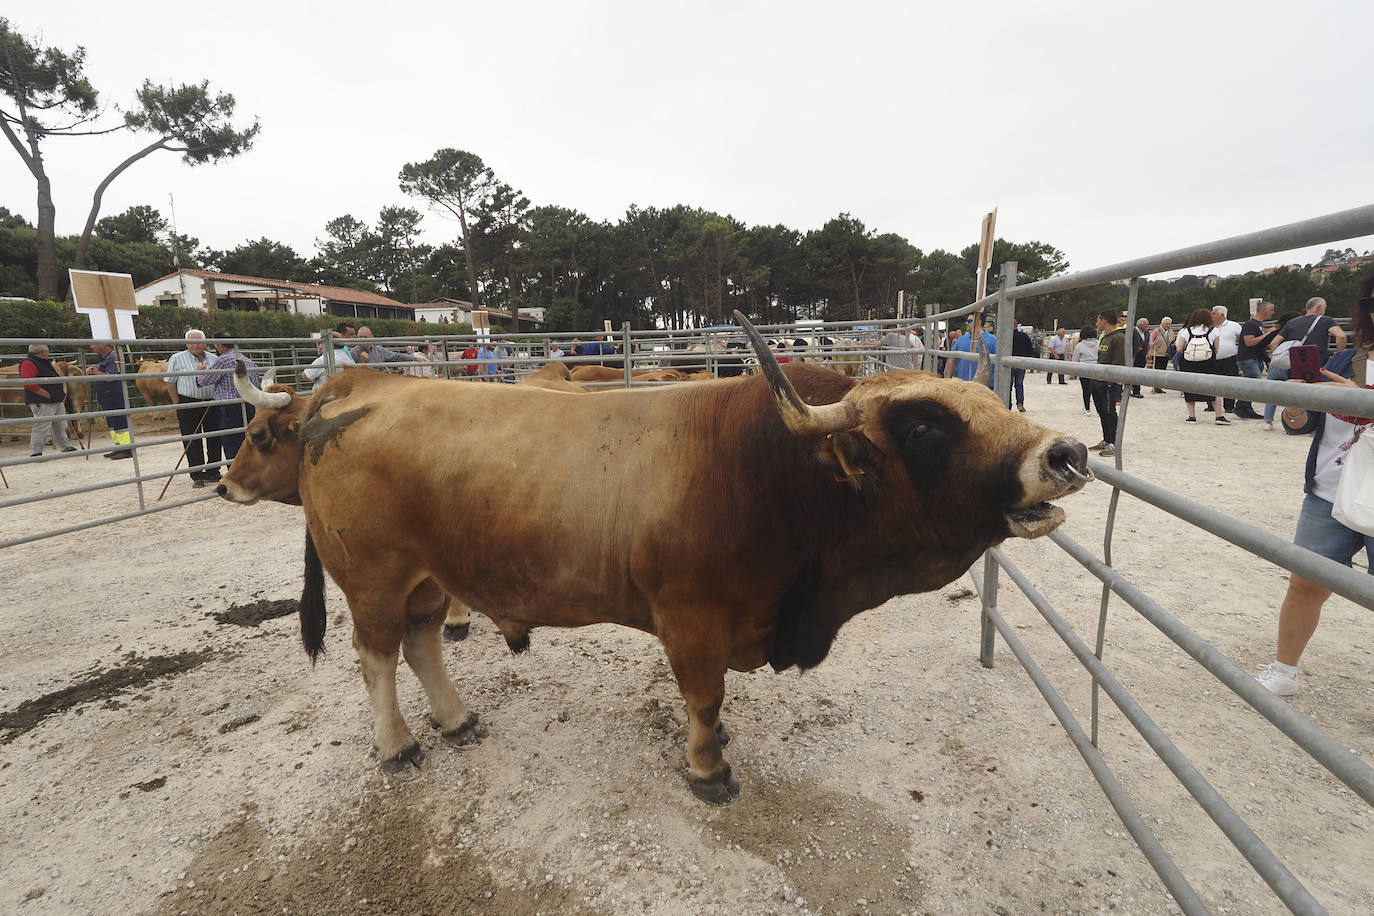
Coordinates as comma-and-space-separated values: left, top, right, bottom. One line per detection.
196, 332, 261, 461
163, 329, 223, 487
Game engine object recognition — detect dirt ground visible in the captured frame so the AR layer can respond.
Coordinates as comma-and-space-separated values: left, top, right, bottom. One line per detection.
0, 375, 1370, 915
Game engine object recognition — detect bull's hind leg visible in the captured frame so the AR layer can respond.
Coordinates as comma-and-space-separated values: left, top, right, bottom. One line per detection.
660, 624, 739, 805
442, 600, 471, 642
402, 581, 480, 746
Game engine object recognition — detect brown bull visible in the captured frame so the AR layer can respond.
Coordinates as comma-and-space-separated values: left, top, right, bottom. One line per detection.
217, 312, 1090, 804
136, 360, 174, 418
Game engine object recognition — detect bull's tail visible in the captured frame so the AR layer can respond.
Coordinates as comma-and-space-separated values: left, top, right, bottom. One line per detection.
301, 530, 327, 663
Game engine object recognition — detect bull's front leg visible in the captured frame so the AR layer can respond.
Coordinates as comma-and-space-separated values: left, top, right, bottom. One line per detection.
660, 625, 739, 805
352, 628, 424, 773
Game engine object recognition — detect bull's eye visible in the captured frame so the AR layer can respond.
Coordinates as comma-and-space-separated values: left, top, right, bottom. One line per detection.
911, 423, 931, 438
249, 429, 268, 446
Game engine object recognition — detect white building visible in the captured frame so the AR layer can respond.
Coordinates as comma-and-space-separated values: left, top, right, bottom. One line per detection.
135, 269, 415, 320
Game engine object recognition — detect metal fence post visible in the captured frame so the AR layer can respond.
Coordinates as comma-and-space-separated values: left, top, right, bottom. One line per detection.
924, 303, 936, 372
622, 322, 632, 389
980, 262, 1018, 667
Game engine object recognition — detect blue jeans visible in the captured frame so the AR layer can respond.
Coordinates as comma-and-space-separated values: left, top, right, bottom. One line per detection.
1295, 492, 1374, 572
1262, 365, 1290, 423
1010, 368, 1026, 407
1236, 358, 1263, 414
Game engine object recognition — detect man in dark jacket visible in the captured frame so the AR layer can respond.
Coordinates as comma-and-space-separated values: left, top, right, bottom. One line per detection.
1010, 326, 1035, 412
19, 344, 77, 457
1091, 311, 1127, 456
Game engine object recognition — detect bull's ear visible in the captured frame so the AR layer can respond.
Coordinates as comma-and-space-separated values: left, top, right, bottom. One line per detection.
814, 431, 880, 491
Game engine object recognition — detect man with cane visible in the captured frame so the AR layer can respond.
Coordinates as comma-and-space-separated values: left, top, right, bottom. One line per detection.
163, 329, 221, 489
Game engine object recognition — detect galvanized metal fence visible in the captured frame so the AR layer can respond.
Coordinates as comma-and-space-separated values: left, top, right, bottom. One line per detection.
934, 203, 1374, 915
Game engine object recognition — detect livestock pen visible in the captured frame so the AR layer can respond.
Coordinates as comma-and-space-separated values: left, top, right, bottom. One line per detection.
0, 205, 1372, 914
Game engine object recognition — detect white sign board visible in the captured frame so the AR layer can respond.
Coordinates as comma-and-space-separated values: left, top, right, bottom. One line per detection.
70, 269, 140, 340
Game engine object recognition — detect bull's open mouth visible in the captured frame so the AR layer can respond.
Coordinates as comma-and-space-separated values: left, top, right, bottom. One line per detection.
1005, 501, 1066, 538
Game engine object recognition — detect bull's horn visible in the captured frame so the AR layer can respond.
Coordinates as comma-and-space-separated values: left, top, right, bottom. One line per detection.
732, 310, 858, 437
262, 367, 278, 389
234, 359, 291, 410
972, 332, 992, 388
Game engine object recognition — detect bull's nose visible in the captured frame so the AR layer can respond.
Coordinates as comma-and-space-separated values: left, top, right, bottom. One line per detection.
214, 484, 227, 498
1047, 439, 1091, 483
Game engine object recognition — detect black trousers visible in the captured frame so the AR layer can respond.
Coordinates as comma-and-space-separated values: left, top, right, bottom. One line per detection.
1090, 380, 1120, 444
218, 402, 256, 461
1214, 355, 1238, 411
1079, 378, 1094, 411
176, 397, 222, 476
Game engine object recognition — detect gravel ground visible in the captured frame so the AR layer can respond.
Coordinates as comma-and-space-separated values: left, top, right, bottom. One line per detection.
0, 376, 1370, 915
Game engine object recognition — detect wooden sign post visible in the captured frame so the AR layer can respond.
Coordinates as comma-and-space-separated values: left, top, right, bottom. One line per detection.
70, 270, 140, 342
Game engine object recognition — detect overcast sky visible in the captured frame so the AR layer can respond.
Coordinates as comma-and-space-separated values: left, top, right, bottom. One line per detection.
5, 0, 1372, 286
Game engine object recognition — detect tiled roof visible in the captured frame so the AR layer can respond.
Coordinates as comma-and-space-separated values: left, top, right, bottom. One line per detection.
137, 269, 412, 309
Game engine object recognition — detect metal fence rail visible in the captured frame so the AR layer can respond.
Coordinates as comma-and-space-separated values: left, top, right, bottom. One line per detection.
955, 204, 1374, 915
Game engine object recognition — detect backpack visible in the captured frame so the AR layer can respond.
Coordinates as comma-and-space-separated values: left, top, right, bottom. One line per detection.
1182, 329, 1214, 363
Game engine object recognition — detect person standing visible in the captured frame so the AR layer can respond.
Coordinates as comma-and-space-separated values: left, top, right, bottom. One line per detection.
19, 343, 77, 457
196, 332, 261, 461
1010, 325, 1035, 411
350, 326, 411, 368
1071, 326, 1099, 416
1263, 298, 1346, 431
163, 329, 223, 487
1235, 302, 1275, 420
883, 324, 916, 370
85, 342, 132, 459
1045, 328, 1068, 384
1257, 273, 1374, 696
1090, 311, 1126, 456
943, 312, 997, 386
1175, 308, 1228, 425
1129, 318, 1150, 397
1211, 306, 1243, 413
1146, 317, 1174, 392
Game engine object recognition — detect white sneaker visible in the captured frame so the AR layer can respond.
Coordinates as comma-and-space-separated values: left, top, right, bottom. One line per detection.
1083, 409, 1092, 416
1263, 422, 1274, 431
1256, 664, 1298, 696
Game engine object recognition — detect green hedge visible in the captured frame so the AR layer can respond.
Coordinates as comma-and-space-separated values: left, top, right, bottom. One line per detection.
1, 300, 473, 343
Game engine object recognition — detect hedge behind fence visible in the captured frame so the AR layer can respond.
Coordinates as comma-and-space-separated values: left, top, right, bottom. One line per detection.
1, 300, 475, 342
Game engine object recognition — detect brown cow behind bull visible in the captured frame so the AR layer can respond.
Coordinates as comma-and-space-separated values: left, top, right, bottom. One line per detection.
136, 360, 174, 419
217, 313, 1090, 804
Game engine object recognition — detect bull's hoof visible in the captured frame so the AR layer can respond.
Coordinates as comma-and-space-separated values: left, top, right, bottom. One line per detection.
505, 632, 530, 654
687, 765, 741, 805
442, 622, 470, 642
380, 742, 424, 773
441, 713, 484, 747
716, 722, 731, 748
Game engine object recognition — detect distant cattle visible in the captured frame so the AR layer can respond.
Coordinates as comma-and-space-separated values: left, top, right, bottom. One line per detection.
0, 361, 91, 444
0, 365, 23, 442
52, 361, 92, 444
136, 360, 174, 419
517, 361, 593, 394
217, 313, 1090, 804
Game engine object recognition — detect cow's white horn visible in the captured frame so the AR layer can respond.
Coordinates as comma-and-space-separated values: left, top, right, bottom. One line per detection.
733, 310, 858, 437
234, 360, 291, 410
972, 334, 992, 388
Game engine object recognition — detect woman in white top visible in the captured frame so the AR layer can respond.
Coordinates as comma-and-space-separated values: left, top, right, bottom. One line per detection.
1070, 326, 1098, 415
1175, 308, 1228, 424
